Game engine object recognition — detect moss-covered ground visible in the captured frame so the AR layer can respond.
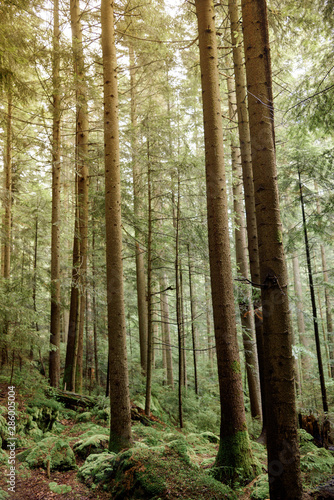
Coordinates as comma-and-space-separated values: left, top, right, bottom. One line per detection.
0, 367, 333, 499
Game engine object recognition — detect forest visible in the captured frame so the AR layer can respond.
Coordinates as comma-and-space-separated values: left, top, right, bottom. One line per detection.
0, 0, 333, 499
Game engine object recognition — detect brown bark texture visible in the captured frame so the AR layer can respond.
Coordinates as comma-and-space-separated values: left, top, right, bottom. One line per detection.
101, 0, 132, 452
195, 0, 253, 480
129, 43, 148, 375
70, 0, 89, 394
226, 74, 261, 419
241, 0, 302, 497
228, 0, 267, 434
49, 0, 61, 388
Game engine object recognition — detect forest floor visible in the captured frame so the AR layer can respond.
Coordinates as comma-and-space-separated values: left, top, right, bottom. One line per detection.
0, 378, 334, 500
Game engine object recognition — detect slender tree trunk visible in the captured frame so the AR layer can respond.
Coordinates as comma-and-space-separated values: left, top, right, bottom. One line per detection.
3, 93, 12, 280
92, 218, 99, 385
70, 0, 89, 394
175, 174, 183, 428
63, 179, 80, 391
145, 134, 153, 416
298, 169, 328, 412
101, 0, 132, 452
49, 0, 61, 388
227, 72, 261, 419
241, 0, 302, 496
188, 245, 198, 395
315, 184, 334, 377
195, 0, 255, 482
159, 273, 174, 388
292, 251, 311, 385
1, 91, 13, 366
228, 0, 266, 436
205, 273, 214, 374
179, 262, 187, 389
129, 43, 148, 375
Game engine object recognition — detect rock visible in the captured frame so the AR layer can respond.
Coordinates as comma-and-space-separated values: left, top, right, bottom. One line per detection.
17, 436, 76, 471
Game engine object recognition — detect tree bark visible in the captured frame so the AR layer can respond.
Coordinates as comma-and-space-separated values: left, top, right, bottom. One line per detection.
226, 73, 261, 419
228, 0, 266, 435
195, 0, 254, 482
49, 0, 61, 388
2, 92, 12, 281
188, 245, 198, 395
298, 169, 328, 413
145, 133, 153, 416
292, 251, 311, 384
101, 0, 132, 452
315, 184, 334, 378
70, 0, 89, 395
129, 43, 148, 375
159, 272, 174, 388
241, 0, 302, 496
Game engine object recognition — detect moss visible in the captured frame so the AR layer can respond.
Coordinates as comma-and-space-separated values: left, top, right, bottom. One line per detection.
79, 443, 236, 499
49, 482, 72, 494
0, 488, 9, 500
78, 452, 116, 486
73, 434, 109, 459
76, 411, 92, 422
17, 436, 76, 471
200, 431, 220, 444
69, 422, 109, 437
0, 449, 7, 465
213, 431, 258, 484
276, 230, 283, 244
231, 361, 241, 374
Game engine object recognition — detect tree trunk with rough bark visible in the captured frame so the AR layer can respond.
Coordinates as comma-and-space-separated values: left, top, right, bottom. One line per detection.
195, 0, 255, 483
226, 73, 261, 420
101, 0, 132, 452
228, 0, 266, 436
129, 43, 148, 375
241, 0, 302, 496
49, 0, 61, 388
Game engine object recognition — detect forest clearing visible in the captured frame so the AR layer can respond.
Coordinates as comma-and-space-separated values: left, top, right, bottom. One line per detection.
0, 0, 334, 499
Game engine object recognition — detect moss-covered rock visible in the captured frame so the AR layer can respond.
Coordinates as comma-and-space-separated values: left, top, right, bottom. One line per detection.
79, 443, 237, 499
73, 434, 109, 459
200, 431, 220, 444
17, 436, 76, 471
0, 449, 8, 465
76, 412, 92, 422
49, 482, 72, 494
78, 452, 116, 486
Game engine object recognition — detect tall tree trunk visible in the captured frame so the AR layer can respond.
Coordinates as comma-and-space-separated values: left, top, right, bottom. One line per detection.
2, 92, 12, 280
205, 273, 214, 374
159, 272, 174, 388
145, 133, 153, 416
195, 0, 255, 482
292, 251, 311, 386
129, 43, 148, 375
49, 0, 61, 388
101, 0, 132, 452
175, 174, 183, 428
92, 217, 99, 385
70, 0, 89, 394
63, 173, 80, 391
179, 262, 187, 389
315, 184, 334, 377
241, 0, 302, 496
1, 91, 13, 366
188, 245, 198, 395
226, 74, 262, 419
228, 0, 266, 436
298, 169, 328, 412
